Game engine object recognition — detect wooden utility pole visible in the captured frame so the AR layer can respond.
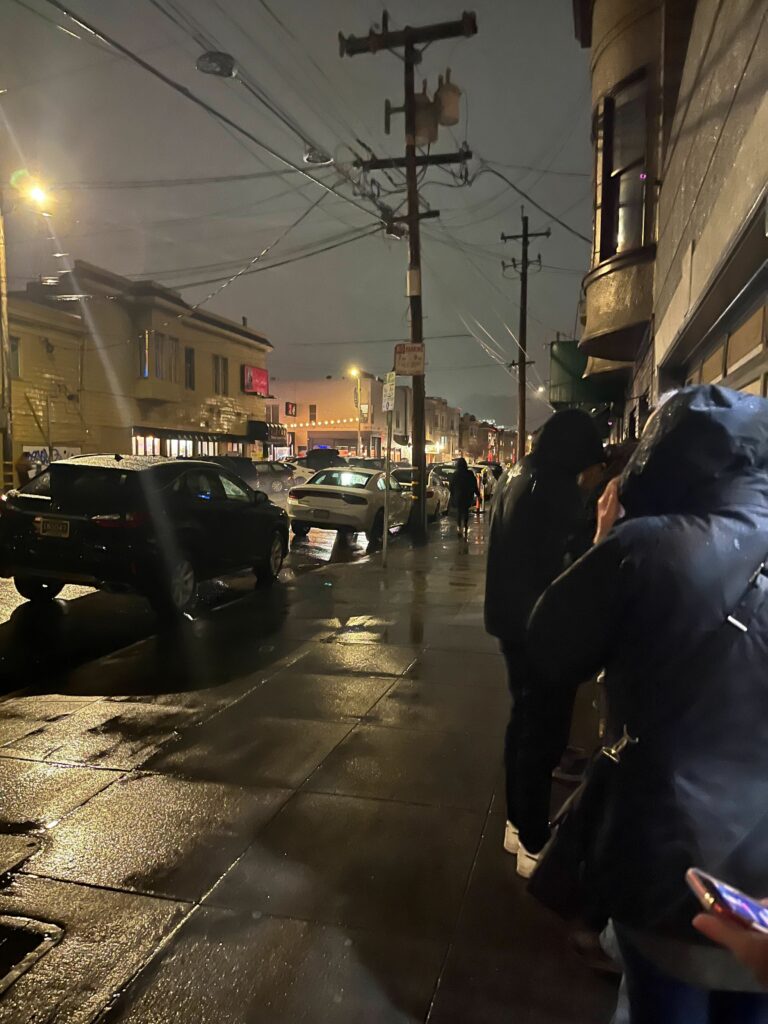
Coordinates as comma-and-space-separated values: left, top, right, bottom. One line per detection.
0, 195, 13, 489
501, 210, 550, 451
340, 11, 477, 542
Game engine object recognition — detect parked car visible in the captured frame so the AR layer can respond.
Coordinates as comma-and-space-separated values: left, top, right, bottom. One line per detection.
391, 466, 450, 522
0, 455, 288, 615
200, 455, 262, 491
304, 448, 347, 471
347, 456, 385, 470
470, 464, 497, 503
282, 457, 315, 485
253, 460, 295, 495
287, 467, 411, 543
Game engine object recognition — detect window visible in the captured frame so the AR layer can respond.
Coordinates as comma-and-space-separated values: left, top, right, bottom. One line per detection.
219, 474, 250, 502
154, 332, 165, 378
310, 470, 370, 488
213, 354, 229, 395
184, 347, 195, 390
594, 74, 647, 263
183, 470, 224, 502
139, 330, 150, 379
168, 337, 180, 383
267, 403, 279, 422
309, 404, 317, 422
9, 336, 21, 380
197, 439, 217, 457
132, 433, 161, 456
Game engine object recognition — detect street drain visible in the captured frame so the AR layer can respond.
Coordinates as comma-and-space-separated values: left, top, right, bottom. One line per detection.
0, 916, 62, 995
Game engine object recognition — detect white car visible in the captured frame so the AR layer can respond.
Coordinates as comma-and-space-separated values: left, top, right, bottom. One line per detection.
282, 457, 314, 485
287, 467, 412, 543
391, 466, 450, 522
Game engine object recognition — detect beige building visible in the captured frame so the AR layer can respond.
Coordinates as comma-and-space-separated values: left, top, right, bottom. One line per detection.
573, 0, 767, 434
8, 295, 88, 474
270, 373, 388, 458
425, 396, 460, 462
13, 261, 275, 469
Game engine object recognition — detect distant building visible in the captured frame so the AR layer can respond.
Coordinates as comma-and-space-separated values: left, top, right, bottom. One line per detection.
13, 260, 275, 470
573, 0, 767, 436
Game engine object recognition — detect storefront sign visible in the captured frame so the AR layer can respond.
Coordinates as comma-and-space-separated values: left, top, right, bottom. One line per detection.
394, 343, 425, 376
241, 365, 269, 396
285, 401, 297, 417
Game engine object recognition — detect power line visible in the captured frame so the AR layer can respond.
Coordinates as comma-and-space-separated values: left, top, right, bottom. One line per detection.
175, 225, 381, 290
51, 168, 306, 191
41, 0, 384, 226
474, 165, 592, 244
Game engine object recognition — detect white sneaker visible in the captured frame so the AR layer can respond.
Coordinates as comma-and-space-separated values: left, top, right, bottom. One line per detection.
516, 839, 540, 879
503, 821, 519, 855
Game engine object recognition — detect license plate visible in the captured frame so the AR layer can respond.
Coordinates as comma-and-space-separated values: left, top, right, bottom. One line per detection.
313, 509, 330, 520
39, 518, 70, 539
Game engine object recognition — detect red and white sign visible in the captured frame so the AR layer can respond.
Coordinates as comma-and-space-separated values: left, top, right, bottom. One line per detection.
394, 343, 425, 376
241, 365, 269, 396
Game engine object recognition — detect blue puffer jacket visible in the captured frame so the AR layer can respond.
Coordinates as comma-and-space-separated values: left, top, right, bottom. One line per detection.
528, 386, 768, 936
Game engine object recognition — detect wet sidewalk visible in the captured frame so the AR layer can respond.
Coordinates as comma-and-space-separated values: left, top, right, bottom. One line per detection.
0, 517, 616, 1023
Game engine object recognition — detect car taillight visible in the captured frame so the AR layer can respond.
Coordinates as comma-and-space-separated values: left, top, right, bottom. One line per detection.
342, 494, 368, 505
289, 488, 306, 500
91, 511, 148, 529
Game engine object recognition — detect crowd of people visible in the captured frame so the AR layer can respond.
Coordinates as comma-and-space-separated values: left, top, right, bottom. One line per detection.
482, 385, 768, 1023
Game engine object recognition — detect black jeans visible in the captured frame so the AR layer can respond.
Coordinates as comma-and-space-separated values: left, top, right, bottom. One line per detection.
502, 641, 576, 852
614, 930, 768, 1024
456, 504, 470, 532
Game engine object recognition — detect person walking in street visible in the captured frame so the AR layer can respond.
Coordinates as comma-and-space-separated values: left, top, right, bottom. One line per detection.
527, 386, 768, 1022
449, 457, 480, 539
484, 408, 604, 877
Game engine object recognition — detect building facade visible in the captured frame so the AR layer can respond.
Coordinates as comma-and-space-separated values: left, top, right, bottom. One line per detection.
573, 0, 767, 433
270, 373, 389, 459
12, 260, 275, 471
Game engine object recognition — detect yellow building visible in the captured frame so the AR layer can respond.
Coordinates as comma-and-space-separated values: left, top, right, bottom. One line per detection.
12, 260, 275, 472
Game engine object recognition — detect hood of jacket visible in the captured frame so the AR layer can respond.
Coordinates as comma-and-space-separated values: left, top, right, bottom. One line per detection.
619, 385, 768, 518
531, 409, 605, 476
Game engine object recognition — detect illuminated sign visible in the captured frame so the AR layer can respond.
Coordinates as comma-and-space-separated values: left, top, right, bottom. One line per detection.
242, 365, 269, 396
285, 401, 297, 417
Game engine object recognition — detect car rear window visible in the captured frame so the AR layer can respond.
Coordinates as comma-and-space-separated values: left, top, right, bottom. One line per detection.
49, 465, 138, 512
393, 470, 417, 484
19, 470, 52, 496
309, 470, 371, 489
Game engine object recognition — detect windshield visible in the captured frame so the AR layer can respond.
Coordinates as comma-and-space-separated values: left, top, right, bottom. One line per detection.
392, 469, 417, 484
309, 470, 371, 489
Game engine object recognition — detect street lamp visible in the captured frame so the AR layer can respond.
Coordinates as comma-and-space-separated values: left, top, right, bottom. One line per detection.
350, 367, 362, 457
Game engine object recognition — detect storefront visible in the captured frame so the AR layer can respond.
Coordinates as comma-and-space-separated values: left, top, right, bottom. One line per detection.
131, 427, 246, 458
247, 420, 290, 460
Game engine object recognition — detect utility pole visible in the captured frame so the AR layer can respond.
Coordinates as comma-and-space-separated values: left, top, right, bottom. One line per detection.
340, 11, 477, 542
501, 209, 550, 454
0, 195, 13, 490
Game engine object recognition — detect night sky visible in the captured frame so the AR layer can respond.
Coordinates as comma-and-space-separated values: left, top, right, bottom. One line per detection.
1, 0, 592, 430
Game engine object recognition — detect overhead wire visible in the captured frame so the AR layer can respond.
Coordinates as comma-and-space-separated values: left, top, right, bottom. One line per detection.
41, 0, 385, 226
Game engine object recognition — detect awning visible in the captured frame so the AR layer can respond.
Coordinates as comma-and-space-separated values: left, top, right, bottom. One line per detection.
247, 420, 287, 444
548, 340, 627, 406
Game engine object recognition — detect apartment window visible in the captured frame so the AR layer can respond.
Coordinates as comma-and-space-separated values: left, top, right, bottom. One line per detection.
594, 73, 647, 263
168, 337, 180, 383
213, 354, 229, 396
184, 347, 196, 390
9, 336, 21, 380
267, 403, 279, 422
309, 404, 317, 422
139, 330, 150, 378
154, 332, 165, 378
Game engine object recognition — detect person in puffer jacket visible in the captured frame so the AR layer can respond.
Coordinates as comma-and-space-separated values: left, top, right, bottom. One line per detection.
528, 385, 768, 1023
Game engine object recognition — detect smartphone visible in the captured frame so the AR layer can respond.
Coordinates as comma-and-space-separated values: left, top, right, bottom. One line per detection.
686, 868, 768, 934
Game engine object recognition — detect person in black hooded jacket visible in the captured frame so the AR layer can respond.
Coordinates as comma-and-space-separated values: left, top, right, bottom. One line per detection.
484, 408, 605, 876
528, 386, 768, 1022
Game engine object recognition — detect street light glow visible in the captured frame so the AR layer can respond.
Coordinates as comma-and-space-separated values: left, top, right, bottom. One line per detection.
349, 367, 359, 377
25, 184, 50, 208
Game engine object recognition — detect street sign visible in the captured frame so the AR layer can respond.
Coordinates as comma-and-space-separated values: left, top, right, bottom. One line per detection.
394, 342, 425, 376
382, 371, 396, 411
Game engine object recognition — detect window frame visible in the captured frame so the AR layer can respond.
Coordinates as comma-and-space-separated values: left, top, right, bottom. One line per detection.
9, 335, 21, 380
593, 69, 649, 265
184, 346, 196, 390
212, 354, 229, 396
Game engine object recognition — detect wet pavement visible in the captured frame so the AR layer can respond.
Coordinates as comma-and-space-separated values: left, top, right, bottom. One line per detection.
0, 515, 617, 1023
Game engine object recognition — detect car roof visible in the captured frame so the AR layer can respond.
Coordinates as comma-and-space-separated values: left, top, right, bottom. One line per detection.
311, 466, 379, 478
51, 455, 227, 474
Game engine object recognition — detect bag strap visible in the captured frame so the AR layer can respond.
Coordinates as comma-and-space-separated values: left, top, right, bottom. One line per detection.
605, 552, 768, 762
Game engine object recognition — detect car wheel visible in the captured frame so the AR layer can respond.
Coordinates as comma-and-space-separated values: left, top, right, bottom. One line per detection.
150, 557, 197, 617
366, 509, 385, 545
256, 530, 285, 586
271, 479, 284, 494
291, 522, 310, 537
14, 576, 64, 603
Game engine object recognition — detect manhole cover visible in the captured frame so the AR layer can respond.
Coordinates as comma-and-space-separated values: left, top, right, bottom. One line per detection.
0, 916, 62, 995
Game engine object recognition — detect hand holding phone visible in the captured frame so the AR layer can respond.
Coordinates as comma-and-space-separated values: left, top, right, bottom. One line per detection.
686, 868, 768, 934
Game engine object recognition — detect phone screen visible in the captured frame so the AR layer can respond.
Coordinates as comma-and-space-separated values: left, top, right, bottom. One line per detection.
700, 872, 768, 937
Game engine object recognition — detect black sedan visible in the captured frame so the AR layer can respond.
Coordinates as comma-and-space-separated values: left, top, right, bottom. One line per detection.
0, 455, 288, 615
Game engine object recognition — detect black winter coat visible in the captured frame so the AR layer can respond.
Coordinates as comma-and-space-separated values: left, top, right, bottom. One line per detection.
528, 386, 768, 937
449, 467, 479, 509
485, 409, 604, 644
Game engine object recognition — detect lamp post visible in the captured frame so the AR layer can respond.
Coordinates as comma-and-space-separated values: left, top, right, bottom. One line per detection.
350, 367, 362, 456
